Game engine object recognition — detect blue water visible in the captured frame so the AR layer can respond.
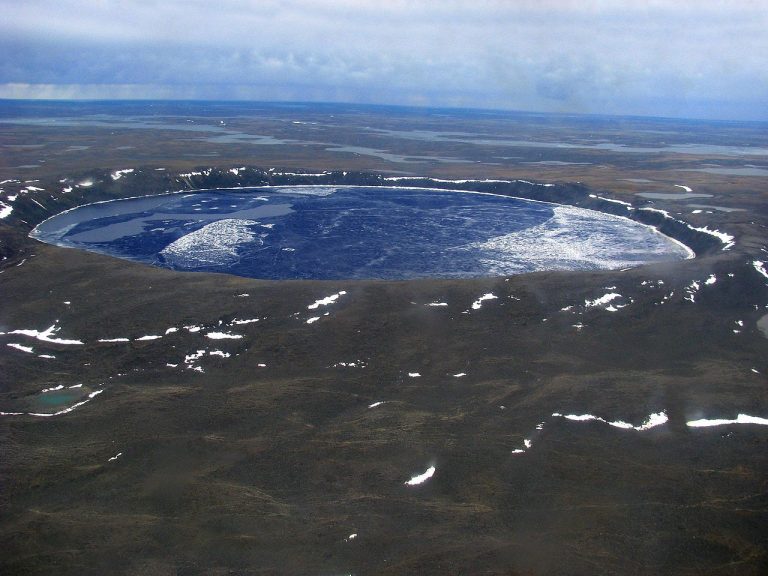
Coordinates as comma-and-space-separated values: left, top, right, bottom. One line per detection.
31, 186, 690, 280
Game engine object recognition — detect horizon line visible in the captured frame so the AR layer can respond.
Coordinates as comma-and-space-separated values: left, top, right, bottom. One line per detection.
1, 97, 766, 126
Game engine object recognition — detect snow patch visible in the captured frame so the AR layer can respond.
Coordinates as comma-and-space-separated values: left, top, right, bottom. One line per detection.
0, 201, 12, 219
589, 194, 632, 208
7, 343, 34, 353
584, 293, 621, 308
687, 414, 768, 427
9, 323, 84, 345
206, 332, 243, 340
753, 261, 768, 280
553, 411, 668, 431
404, 465, 436, 486
471, 293, 498, 310
110, 168, 134, 181
308, 291, 347, 310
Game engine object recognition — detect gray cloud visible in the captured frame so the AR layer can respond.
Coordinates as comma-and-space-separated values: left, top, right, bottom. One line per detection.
1, 0, 766, 120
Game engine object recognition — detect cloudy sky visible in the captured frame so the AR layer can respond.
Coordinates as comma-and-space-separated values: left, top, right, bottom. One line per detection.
1, 0, 766, 120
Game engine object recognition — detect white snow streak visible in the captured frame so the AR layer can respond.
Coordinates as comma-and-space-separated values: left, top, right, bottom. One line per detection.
7, 343, 34, 353
687, 414, 768, 427
307, 291, 347, 310
471, 293, 498, 310
404, 465, 436, 486
9, 323, 84, 345
553, 411, 669, 431
206, 332, 243, 340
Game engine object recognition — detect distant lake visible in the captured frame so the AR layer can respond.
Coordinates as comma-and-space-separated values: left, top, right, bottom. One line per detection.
31, 186, 692, 280
679, 166, 768, 177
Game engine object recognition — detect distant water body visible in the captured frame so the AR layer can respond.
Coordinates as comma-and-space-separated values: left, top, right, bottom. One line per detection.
31, 186, 691, 280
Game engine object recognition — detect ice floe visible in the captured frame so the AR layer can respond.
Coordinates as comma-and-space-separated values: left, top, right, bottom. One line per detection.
98, 338, 130, 343
368, 401, 386, 408
426, 302, 448, 307
108, 452, 123, 462
471, 204, 694, 274
674, 184, 693, 193
306, 317, 320, 324
404, 465, 436, 486
687, 414, 768, 427
135, 335, 162, 341
408, 372, 421, 378
160, 219, 260, 268
452, 372, 467, 378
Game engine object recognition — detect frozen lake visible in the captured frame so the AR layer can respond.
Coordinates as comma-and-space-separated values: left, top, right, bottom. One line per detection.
31, 186, 692, 280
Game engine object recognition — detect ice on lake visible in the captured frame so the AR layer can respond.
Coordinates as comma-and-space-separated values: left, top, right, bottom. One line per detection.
31, 186, 692, 280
